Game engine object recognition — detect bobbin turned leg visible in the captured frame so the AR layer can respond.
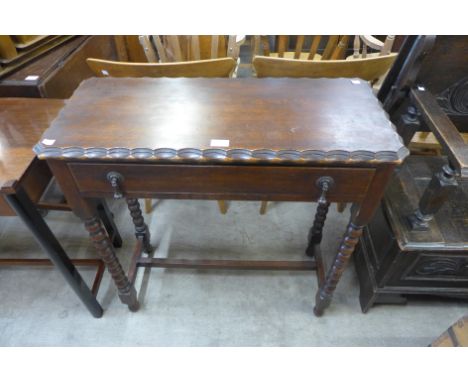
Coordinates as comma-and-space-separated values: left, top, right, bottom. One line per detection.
306, 200, 331, 257
97, 199, 123, 248
85, 216, 139, 311
314, 222, 363, 316
306, 177, 332, 257
312, 166, 396, 316
126, 198, 153, 254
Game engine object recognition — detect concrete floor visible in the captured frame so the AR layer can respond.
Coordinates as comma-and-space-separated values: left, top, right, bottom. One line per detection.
0, 199, 466, 346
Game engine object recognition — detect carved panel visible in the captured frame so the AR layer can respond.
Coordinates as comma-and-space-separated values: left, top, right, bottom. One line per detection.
405, 253, 468, 281
437, 77, 468, 116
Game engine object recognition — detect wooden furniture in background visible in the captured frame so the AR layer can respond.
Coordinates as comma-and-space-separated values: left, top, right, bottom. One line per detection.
252, 35, 344, 60
253, 50, 397, 81
0, 98, 124, 317
0, 35, 75, 79
86, 56, 236, 78
351, 35, 395, 59
87, 35, 242, 79
152, 35, 243, 63
431, 315, 468, 346
0, 35, 118, 98
252, 35, 397, 82
354, 35, 468, 312
34, 77, 408, 316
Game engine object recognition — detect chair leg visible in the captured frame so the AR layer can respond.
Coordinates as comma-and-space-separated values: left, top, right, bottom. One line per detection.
259, 201, 268, 215
337, 202, 347, 213
217, 200, 228, 214
144, 198, 152, 214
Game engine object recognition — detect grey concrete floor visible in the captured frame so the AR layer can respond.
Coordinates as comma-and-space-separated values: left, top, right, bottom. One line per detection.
0, 199, 466, 346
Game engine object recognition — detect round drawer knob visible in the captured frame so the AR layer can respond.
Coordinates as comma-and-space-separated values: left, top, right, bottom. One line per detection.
106, 171, 125, 199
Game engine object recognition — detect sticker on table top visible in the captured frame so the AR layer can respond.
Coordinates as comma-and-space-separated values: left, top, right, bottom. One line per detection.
24, 75, 39, 81
350, 79, 361, 85
210, 139, 230, 147
41, 139, 56, 146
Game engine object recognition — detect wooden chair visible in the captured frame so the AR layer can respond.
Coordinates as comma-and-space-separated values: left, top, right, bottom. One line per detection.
87, 36, 243, 214
252, 35, 397, 85
252, 35, 397, 214
87, 35, 242, 79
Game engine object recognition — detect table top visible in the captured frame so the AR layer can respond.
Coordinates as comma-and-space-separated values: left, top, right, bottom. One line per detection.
0, 98, 64, 191
34, 77, 408, 165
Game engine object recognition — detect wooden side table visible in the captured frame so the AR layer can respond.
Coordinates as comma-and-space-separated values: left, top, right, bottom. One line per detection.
0, 98, 122, 317
34, 77, 409, 316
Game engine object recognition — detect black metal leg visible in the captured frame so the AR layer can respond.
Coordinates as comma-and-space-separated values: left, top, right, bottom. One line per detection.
5, 186, 103, 318
97, 199, 123, 248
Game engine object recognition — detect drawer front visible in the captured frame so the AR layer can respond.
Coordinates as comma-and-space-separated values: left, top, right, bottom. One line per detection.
68, 163, 375, 202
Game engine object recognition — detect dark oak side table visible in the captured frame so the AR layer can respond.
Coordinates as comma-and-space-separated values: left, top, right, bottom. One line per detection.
34, 77, 409, 316
0, 98, 122, 317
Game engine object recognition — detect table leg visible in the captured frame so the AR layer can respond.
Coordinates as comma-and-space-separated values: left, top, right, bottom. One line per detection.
47, 160, 139, 312
313, 165, 395, 316
97, 199, 123, 248
314, 222, 363, 316
126, 198, 153, 253
306, 199, 330, 257
84, 215, 139, 311
5, 186, 103, 318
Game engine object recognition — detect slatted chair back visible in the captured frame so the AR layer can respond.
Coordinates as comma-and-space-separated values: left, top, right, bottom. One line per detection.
86, 57, 237, 78
353, 35, 395, 59
253, 35, 351, 61
153, 35, 242, 62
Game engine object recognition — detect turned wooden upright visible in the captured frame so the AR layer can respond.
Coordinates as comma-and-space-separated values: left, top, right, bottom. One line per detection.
34, 77, 408, 316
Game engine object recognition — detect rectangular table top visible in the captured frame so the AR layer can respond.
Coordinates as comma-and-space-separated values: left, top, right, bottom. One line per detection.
34, 77, 408, 165
0, 98, 64, 191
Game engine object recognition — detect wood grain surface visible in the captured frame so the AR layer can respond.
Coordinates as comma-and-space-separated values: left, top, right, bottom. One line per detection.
0, 98, 64, 190
34, 77, 408, 164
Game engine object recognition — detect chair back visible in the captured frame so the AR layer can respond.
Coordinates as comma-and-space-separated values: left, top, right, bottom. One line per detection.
87, 35, 241, 78
252, 35, 397, 83
86, 57, 237, 78
152, 35, 242, 62
253, 54, 397, 82
253, 35, 352, 60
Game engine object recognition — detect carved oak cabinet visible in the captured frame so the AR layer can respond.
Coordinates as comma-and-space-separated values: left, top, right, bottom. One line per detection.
355, 156, 468, 312
355, 35, 468, 312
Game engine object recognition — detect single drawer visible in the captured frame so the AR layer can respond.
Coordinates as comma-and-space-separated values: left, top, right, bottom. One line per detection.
68, 163, 375, 202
